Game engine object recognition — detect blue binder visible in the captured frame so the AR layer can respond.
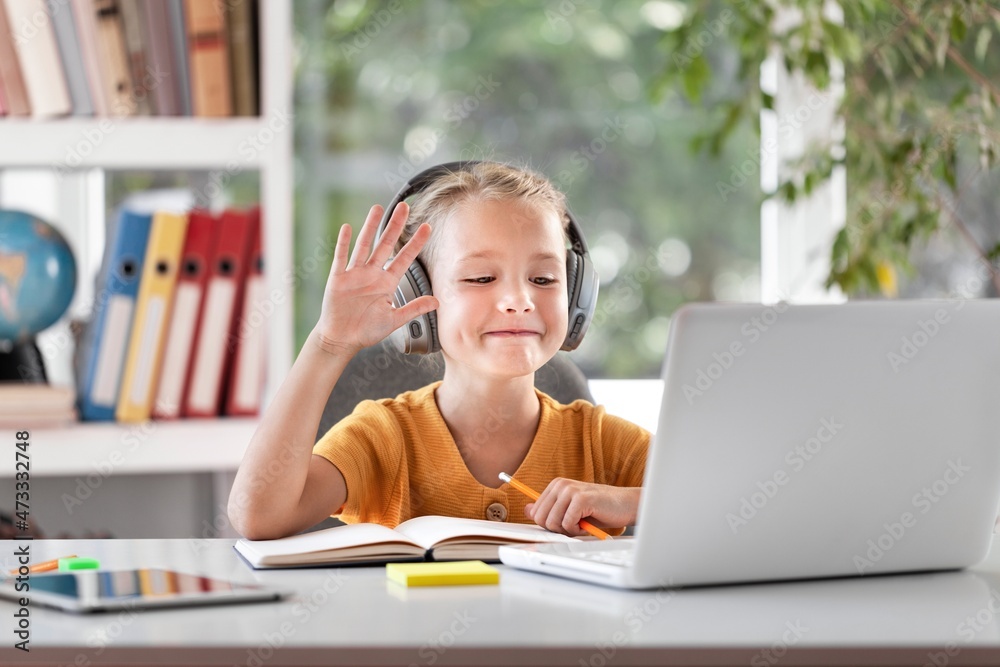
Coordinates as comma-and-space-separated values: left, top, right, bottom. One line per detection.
77, 208, 153, 421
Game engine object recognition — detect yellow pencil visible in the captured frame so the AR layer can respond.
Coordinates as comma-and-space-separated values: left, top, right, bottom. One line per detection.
499, 472, 612, 541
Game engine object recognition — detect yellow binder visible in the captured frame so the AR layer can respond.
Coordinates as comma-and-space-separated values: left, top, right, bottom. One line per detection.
116, 211, 189, 423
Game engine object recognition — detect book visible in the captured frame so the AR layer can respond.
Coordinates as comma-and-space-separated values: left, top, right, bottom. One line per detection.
48, 0, 96, 116
226, 0, 257, 116
0, 2, 30, 116
184, 0, 232, 117
139, 0, 181, 115
0, 384, 77, 427
2, 0, 71, 117
69, 0, 111, 116
90, 0, 136, 117
118, 0, 152, 116
386, 561, 500, 587
166, 0, 192, 116
234, 516, 579, 569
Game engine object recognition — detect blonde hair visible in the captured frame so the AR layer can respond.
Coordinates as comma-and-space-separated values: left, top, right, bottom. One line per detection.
398, 162, 570, 273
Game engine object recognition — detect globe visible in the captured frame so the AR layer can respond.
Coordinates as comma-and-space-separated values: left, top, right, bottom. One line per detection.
0, 210, 77, 342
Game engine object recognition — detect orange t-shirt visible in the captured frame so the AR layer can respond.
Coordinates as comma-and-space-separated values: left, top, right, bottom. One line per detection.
312, 381, 650, 531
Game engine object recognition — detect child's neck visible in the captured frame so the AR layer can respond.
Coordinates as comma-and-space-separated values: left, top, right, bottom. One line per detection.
434, 373, 540, 437
433, 373, 542, 485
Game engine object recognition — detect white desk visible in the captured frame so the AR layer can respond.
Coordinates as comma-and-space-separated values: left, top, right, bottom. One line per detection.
3, 536, 1000, 666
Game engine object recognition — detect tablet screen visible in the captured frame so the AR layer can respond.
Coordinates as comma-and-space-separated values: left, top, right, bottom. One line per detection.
0, 568, 283, 613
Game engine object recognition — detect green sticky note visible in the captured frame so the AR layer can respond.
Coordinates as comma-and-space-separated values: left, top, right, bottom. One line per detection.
386, 560, 499, 587
58, 557, 100, 571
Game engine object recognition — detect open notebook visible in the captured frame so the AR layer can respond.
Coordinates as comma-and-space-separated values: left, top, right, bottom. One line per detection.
234, 515, 578, 568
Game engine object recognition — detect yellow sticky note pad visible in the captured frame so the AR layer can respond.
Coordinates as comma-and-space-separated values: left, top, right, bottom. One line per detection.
386, 560, 499, 587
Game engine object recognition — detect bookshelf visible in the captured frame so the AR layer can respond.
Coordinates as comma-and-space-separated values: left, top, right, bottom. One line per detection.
0, 418, 258, 478
0, 4, 293, 482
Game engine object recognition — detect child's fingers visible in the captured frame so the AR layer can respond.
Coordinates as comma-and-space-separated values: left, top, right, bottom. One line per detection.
384, 222, 431, 275
368, 202, 410, 270
546, 492, 578, 534
528, 485, 559, 530
390, 295, 439, 331
346, 205, 384, 270
329, 223, 353, 280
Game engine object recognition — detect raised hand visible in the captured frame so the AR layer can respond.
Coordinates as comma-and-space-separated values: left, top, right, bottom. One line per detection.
314, 202, 438, 356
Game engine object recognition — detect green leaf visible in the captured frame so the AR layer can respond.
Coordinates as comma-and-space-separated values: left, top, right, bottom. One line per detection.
859, 258, 880, 293
950, 11, 967, 43
710, 102, 745, 157
949, 84, 971, 110
688, 133, 707, 154
832, 227, 849, 262
986, 243, 1000, 263
682, 55, 711, 104
942, 147, 957, 191
975, 26, 992, 62
804, 50, 830, 89
779, 180, 798, 202
803, 170, 817, 195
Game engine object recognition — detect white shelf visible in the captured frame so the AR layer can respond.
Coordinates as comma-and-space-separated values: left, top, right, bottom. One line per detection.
0, 118, 284, 169
0, 380, 660, 479
1, 419, 257, 478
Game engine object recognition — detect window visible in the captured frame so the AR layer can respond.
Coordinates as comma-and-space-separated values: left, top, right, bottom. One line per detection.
294, 0, 762, 377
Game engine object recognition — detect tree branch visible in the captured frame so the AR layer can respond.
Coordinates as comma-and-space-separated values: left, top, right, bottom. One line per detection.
932, 165, 1000, 295
889, 0, 1000, 108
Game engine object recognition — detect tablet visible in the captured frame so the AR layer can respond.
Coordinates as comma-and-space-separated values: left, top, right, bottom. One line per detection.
0, 568, 284, 613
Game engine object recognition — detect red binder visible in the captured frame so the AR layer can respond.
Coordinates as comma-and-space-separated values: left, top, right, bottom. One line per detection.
182, 208, 253, 418
224, 207, 265, 416
153, 209, 218, 419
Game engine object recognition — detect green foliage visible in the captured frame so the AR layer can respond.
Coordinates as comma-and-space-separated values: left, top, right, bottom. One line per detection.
654, 0, 1000, 296
292, 0, 763, 377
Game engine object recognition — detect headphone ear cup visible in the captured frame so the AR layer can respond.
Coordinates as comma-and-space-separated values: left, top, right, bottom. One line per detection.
389, 257, 439, 355
565, 249, 580, 308
562, 250, 598, 351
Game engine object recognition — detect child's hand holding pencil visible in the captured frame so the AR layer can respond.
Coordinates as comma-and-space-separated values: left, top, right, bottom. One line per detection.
499, 472, 615, 540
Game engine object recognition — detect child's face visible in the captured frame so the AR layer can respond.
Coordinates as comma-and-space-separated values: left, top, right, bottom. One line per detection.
429, 198, 569, 380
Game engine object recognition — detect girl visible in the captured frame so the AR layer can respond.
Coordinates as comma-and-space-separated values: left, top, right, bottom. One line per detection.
229, 162, 650, 540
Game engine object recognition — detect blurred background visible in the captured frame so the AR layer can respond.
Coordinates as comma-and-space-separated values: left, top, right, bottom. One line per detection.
111, 0, 762, 380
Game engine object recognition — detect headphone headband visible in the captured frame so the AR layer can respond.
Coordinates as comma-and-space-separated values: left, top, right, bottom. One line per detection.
376, 160, 598, 354
377, 160, 591, 255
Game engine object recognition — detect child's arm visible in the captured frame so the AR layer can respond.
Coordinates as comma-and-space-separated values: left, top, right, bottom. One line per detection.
227, 203, 437, 540
523, 479, 642, 537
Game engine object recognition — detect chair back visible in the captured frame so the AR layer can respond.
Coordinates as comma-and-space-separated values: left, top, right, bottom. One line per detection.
316, 341, 593, 440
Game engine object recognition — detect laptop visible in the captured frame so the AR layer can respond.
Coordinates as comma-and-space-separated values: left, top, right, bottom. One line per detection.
499, 300, 1000, 589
